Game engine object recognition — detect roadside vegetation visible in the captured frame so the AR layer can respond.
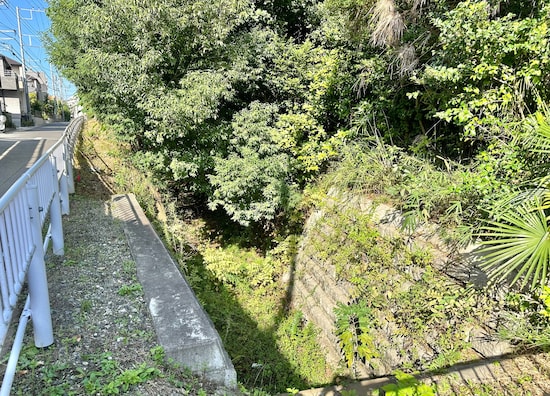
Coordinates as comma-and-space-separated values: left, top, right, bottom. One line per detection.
77, 119, 331, 393
45, 0, 550, 394
29, 92, 71, 121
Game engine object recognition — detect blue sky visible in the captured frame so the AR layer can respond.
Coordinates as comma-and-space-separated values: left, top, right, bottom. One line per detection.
0, 0, 76, 98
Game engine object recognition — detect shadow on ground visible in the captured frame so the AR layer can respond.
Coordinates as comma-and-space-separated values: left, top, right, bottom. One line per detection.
183, 250, 312, 393
289, 349, 550, 395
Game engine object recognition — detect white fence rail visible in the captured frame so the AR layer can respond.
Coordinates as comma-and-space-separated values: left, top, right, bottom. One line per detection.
0, 117, 84, 395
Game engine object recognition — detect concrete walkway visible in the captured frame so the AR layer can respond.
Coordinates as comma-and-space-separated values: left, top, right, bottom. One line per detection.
111, 193, 237, 388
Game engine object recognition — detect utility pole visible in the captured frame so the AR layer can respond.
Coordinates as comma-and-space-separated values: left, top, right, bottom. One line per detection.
16, 7, 30, 117
59, 77, 65, 120
49, 63, 57, 120
15, 7, 45, 122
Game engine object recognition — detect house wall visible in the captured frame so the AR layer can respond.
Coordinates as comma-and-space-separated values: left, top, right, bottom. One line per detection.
0, 73, 18, 90
3, 94, 22, 127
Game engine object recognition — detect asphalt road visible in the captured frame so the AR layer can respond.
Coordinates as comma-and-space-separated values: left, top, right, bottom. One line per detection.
0, 122, 69, 197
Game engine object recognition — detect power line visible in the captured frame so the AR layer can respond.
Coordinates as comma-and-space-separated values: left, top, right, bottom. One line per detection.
1, 0, 75, 100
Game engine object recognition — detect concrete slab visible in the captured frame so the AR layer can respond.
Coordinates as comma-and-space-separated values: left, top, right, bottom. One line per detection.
281, 352, 550, 396
111, 193, 237, 388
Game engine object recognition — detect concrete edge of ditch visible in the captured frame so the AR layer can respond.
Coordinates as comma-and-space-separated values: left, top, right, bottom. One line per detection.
111, 193, 237, 389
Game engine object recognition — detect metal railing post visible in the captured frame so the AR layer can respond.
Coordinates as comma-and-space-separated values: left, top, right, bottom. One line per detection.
26, 184, 54, 347
66, 140, 76, 195
60, 136, 73, 209
0, 297, 30, 396
59, 172, 70, 215
49, 159, 64, 256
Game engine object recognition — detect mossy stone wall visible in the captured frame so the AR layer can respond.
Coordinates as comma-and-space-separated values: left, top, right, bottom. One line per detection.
291, 189, 512, 377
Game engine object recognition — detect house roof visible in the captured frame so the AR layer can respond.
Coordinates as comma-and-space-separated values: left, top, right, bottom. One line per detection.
1, 54, 22, 67
27, 70, 47, 85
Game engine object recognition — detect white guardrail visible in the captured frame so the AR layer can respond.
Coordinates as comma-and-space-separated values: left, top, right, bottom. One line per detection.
0, 116, 84, 395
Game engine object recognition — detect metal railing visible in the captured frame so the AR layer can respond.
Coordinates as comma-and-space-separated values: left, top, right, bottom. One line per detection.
0, 116, 84, 395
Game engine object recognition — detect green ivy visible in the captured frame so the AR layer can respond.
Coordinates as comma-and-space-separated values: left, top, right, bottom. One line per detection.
334, 300, 378, 370
378, 371, 435, 396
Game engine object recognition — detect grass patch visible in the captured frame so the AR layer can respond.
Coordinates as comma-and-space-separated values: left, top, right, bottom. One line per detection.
10, 345, 215, 396
118, 283, 143, 296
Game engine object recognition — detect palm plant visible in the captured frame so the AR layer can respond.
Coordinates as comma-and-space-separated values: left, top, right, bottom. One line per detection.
478, 201, 550, 290
478, 113, 550, 291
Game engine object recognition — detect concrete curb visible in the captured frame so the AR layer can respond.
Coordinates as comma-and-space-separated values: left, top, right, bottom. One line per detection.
111, 194, 237, 388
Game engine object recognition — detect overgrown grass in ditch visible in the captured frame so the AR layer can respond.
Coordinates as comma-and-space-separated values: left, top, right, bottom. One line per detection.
78, 120, 332, 394
183, 240, 330, 393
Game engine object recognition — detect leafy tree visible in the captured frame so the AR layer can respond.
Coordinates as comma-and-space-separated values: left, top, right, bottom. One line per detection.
412, 1, 550, 154
46, 0, 361, 224
209, 102, 296, 225
46, 0, 259, 191
46, 0, 550, 234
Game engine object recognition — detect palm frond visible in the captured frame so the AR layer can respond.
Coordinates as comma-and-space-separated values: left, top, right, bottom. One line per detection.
527, 112, 550, 154
487, 175, 550, 220
478, 202, 550, 291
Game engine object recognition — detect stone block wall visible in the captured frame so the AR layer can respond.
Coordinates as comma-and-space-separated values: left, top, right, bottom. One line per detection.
290, 190, 512, 378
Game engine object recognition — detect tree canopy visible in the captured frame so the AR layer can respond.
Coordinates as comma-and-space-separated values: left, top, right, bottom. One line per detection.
47, 0, 550, 229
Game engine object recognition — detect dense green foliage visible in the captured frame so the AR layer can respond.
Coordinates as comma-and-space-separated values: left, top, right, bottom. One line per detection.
47, 0, 550, 224
46, 0, 354, 226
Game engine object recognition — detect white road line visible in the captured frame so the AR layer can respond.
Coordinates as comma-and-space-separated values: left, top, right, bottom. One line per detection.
0, 141, 21, 161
